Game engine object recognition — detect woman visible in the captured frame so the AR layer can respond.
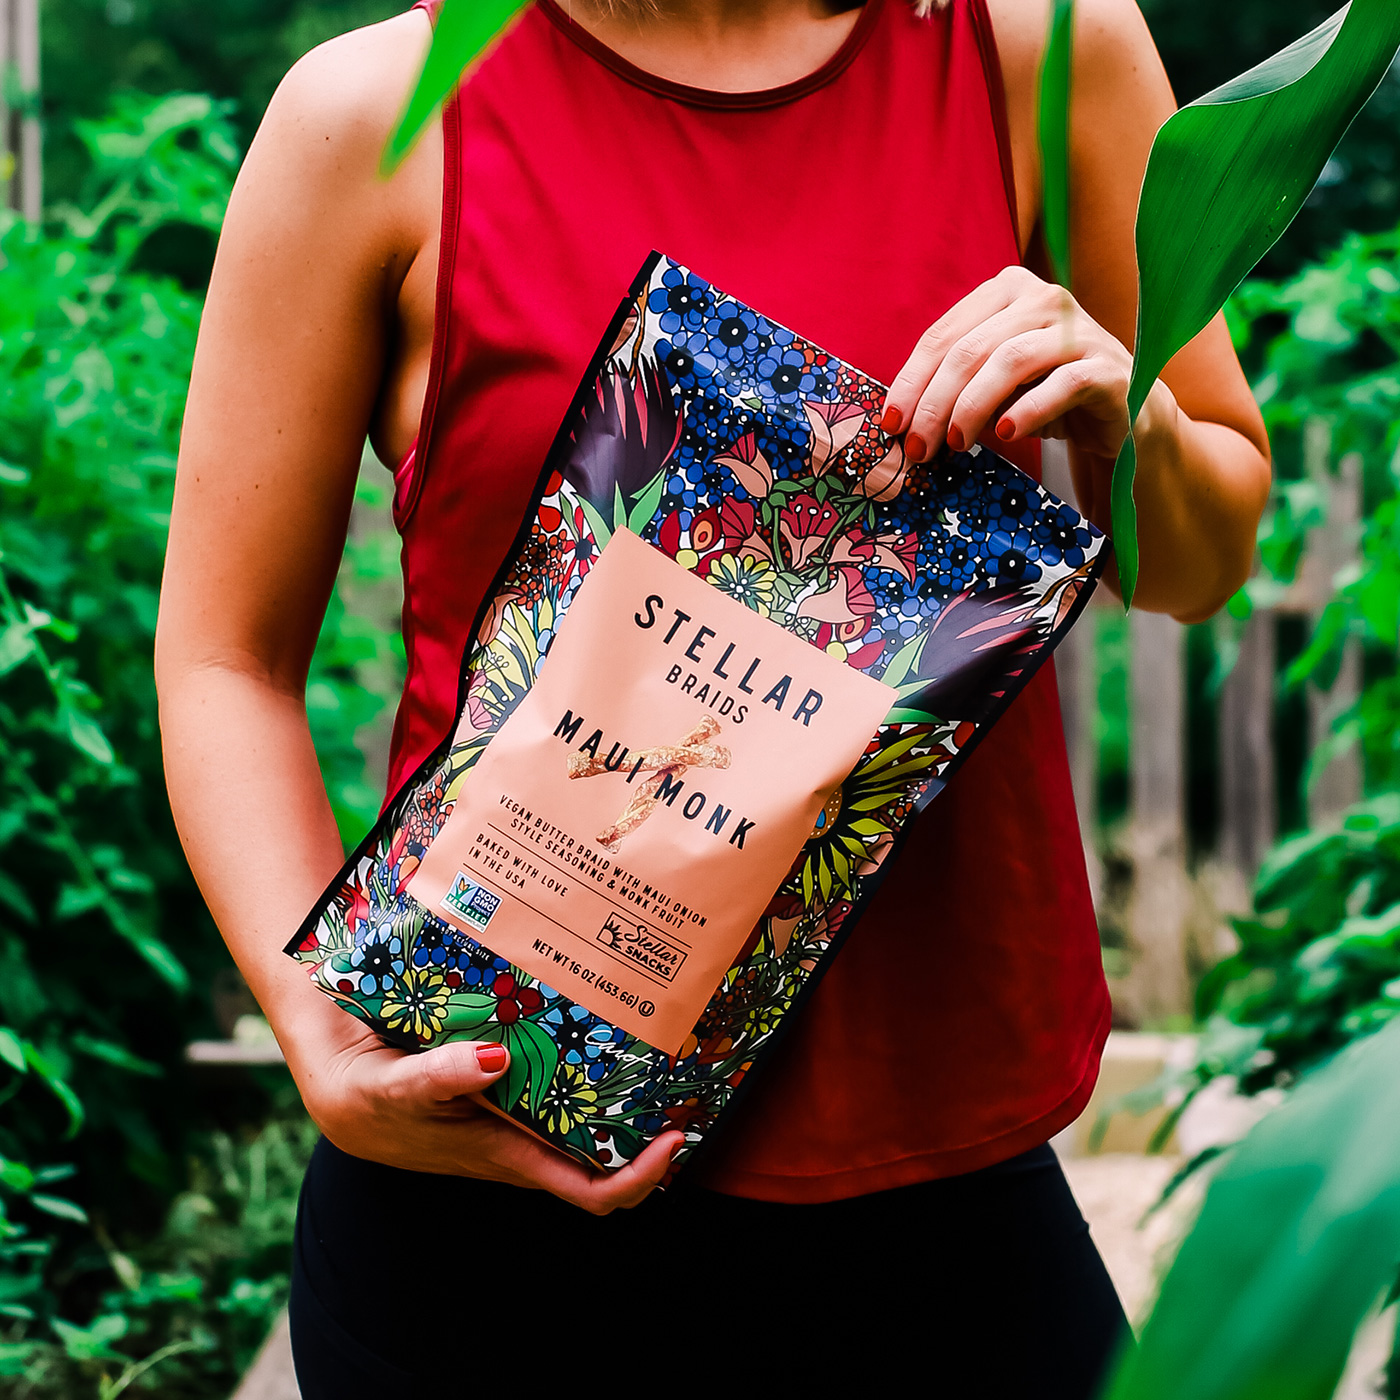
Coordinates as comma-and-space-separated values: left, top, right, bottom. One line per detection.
156, 0, 1269, 1393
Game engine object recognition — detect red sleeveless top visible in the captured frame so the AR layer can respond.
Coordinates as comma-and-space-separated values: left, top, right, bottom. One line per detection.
390, 0, 1110, 1202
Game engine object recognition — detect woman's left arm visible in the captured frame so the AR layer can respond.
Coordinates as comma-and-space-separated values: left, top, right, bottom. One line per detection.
881, 0, 1270, 621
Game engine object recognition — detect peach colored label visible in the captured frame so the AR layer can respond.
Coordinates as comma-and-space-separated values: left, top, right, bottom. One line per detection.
407, 529, 893, 1054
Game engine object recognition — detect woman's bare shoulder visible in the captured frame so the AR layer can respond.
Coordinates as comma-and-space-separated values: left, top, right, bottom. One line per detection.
219, 9, 439, 306
235, 9, 438, 246
984, 0, 1169, 100
258, 11, 432, 157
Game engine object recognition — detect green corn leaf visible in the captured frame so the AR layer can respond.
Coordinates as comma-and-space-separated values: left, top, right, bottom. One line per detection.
382, 0, 525, 172
1037, 0, 1075, 289
1107, 1017, 1400, 1400
1113, 0, 1400, 608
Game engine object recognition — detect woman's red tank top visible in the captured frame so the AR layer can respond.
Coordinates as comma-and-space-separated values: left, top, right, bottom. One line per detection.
390, 0, 1111, 1202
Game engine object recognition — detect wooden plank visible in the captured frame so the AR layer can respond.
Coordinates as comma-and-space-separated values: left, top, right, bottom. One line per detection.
1219, 609, 1276, 894
1308, 451, 1363, 824
232, 1311, 300, 1400
0, 0, 12, 211
14, 0, 38, 222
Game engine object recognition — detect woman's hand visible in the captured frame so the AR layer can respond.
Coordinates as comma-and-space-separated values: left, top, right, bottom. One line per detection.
879, 266, 1134, 465
289, 1012, 684, 1213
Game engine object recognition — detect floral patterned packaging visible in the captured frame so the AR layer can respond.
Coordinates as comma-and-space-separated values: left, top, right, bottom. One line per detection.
287, 253, 1110, 1174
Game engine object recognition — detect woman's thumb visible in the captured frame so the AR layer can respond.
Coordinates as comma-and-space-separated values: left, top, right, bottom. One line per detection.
389, 1038, 510, 1105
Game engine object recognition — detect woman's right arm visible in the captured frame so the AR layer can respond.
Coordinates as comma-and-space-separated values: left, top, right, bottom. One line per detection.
155, 14, 679, 1211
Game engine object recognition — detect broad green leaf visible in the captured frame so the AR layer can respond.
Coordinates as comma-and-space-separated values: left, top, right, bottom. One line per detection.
0, 1030, 26, 1076
1107, 1018, 1400, 1400
383, 0, 525, 171
53, 884, 104, 921
1037, 0, 1075, 289
124, 932, 189, 993
71, 1034, 163, 1078
0, 873, 37, 925
29, 1194, 88, 1225
0, 622, 35, 676
1113, 0, 1400, 607
0, 1157, 34, 1193
59, 705, 115, 765
22, 1046, 84, 1139
52, 1313, 128, 1363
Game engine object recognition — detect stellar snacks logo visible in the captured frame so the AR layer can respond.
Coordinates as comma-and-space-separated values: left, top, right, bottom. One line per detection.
595, 912, 687, 982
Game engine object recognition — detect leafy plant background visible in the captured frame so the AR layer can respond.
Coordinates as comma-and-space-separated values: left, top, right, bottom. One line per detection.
3, 0, 1400, 1394
0, 81, 401, 1400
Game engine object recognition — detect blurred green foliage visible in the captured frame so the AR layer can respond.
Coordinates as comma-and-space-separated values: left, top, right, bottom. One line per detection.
1148, 217, 1400, 1147
34, 0, 1400, 276
0, 91, 399, 1395
40, 0, 401, 202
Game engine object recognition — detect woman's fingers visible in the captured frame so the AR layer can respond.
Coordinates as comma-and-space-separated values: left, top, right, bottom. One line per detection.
348, 1039, 683, 1210
905, 310, 1078, 458
376, 1037, 512, 1108
881, 267, 1054, 435
490, 1125, 685, 1215
937, 326, 1095, 450
996, 360, 1130, 453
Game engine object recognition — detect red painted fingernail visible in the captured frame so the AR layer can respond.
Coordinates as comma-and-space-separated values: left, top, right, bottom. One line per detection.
476, 1043, 507, 1074
997, 417, 1015, 441
904, 431, 927, 463
947, 425, 965, 452
879, 405, 903, 435
670, 1140, 685, 1162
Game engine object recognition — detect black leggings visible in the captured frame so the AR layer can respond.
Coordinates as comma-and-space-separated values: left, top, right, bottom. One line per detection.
290, 1139, 1130, 1399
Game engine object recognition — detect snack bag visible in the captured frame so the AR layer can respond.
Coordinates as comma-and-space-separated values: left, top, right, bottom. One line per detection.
287, 253, 1109, 1173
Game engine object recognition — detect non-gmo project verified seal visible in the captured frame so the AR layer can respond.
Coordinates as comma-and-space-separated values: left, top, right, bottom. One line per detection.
441, 874, 500, 933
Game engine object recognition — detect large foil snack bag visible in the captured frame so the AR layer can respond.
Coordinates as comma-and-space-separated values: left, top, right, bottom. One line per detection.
287, 254, 1109, 1173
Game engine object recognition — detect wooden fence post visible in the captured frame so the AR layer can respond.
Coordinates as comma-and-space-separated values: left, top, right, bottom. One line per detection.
0, 0, 40, 220
1306, 450, 1363, 825
1122, 609, 1191, 1024
1218, 610, 1276, 908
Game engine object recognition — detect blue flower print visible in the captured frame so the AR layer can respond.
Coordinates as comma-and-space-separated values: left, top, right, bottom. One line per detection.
757, 344, 814, 404
544, 1004, 628, 1081
657, 335, 715, 395
648, 265, 711, 335
983, 526, 1043, 585
705, 301, 761, 366
350, 934, 404, 995
1034, 503, 1093, 568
